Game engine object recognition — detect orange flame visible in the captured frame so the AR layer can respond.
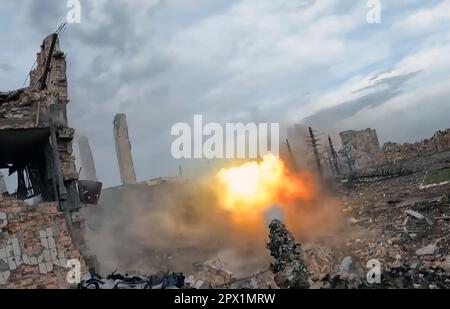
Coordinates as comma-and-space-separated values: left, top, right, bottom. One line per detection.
216, 155, 316, 224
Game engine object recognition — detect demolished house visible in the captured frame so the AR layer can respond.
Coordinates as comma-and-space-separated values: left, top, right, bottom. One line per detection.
383, 129, 450, 163
339, 128, 385, 172
0, 34, 88, 288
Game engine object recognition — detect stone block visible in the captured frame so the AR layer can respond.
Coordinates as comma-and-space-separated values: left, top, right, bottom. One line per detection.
41, 237, 49, 248
48, 237, 56, 249
46, 227, 53, 237
22, 254, 29, 265
7, 257, 16, 270
43, 249, 51, 262
50, 249, 58, 261
30, 256, 38, 265
38, 262, 47, 274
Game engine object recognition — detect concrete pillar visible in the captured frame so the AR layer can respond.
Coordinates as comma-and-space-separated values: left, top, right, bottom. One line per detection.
0, 172, 7, 194
113, 114, 136, 185
78, 135, 98, 181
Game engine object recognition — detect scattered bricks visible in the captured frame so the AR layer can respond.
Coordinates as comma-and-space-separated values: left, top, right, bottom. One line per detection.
23, 266, 37, 275
0, 271, 10, 285
39, 203, 59, 214
18, 278, 34, 286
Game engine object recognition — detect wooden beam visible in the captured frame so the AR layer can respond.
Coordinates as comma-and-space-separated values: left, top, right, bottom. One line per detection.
39, 33, 58, 90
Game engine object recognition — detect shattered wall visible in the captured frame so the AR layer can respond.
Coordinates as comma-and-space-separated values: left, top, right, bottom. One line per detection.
0, 33, 78, 188
339, 128, 385, 171
383, 129, 450, 162
0, 195, 83, 288
0, 34, 87, 288
0, 33, 84, 243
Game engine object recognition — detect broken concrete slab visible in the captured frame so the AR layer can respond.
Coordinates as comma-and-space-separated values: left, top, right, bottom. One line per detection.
405, 209, 434, 226
416, 244, 439, 256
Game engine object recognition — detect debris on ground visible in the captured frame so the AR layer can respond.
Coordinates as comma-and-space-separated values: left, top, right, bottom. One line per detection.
78, 268, 185, 289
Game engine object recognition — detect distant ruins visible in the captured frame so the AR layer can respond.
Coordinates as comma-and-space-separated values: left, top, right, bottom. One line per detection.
339, 128, 385, 171
0, 33, 86, 287
113, 114, 137, 185
383, 129, 450, 163
336, 128, 450, 174
78, 136, 98, 182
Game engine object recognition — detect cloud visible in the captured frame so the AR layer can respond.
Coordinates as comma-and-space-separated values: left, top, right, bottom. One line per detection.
0, 63, 13, 73
2, 0, 450, 187
302, 71, 421, 127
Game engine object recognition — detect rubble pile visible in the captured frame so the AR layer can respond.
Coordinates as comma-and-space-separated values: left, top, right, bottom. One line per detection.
383, 129, 450, 163
301, 158, 450, 289
340, 171, 450, 270
0, 195, 84, 288
79, 268, 185, 289
183, 257, 279, 289
267, 219, 310, 289
269, 218, 450, 289
185, 258, 233, 289
311, 262, 450, 289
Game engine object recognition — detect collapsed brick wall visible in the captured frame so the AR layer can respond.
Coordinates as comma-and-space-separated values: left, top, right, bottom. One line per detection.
383, 129, 450, 162
0, 195, 83, 288
0, 33, 85, 254
0, 34, 78, 180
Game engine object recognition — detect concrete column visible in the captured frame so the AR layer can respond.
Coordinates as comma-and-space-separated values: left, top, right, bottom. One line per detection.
78, 135, 98, 181
113, 114, 136, 185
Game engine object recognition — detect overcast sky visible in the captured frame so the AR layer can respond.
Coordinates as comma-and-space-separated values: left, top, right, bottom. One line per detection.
1, 0, 450, 188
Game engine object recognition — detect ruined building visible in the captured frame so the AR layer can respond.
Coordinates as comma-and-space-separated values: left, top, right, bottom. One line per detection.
113, 114, 137, 185
78, 135, 98, 182
339, 128, 384, 172
383, 129, 450, 162
0, 34, 85, 287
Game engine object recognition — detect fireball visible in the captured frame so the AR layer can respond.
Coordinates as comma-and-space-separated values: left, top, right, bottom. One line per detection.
216, 155, 315, 224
